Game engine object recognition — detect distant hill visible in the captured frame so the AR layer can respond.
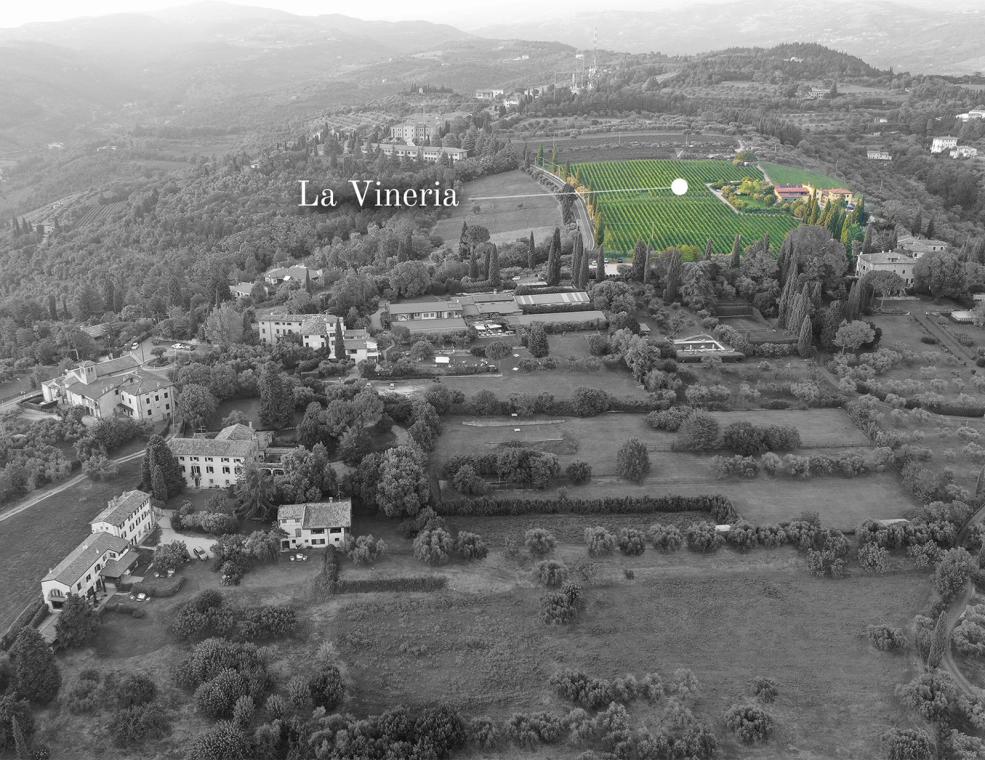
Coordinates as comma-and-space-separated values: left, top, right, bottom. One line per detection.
473, 1, 985, 75
0, 3, 475, 149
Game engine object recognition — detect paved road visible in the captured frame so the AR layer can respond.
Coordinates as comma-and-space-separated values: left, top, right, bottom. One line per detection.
530, 165, 595, 252
0, 446, 148, 525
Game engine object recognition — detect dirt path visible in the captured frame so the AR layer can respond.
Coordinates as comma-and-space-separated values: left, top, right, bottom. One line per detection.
911, 311, 975, 365
937, 501, 985, 696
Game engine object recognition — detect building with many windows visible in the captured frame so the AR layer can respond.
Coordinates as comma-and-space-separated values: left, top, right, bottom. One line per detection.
931, 136, 959, 154
169, 423, 270, 488
41, 358, 173, 421
257, 312, 345, 347
89, 490, 156, 545
41, 532, 135, 611
277, 500, 352, 549
855, 251, 918, 288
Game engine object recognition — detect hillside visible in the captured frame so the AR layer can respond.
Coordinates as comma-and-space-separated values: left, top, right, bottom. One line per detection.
474, 1, 985, 75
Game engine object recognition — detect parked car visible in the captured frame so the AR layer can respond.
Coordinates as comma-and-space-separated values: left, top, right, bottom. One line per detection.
193, 547, 207, 561
130, 341, 140, 350
136, 592, 148, 602
295, 552, 307, 562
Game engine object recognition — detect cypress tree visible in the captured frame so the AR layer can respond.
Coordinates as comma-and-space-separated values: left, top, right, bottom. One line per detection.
469, 248, 479, 280
796, 316, 813, 358
596, 245, 606, 282
527, 231, 536, 269
976, 464, 985, 498
594, 216, 606, 247
926, 218, 935, 240
333, 319, 345, 362
664, 250, 683, 303
151, 464, 167, 501
47, 294, 58, 321
777, 266, 797, 328
483, 244, 492, 280
304, 269, 313, 294
730, 234, 742, 268
579, 246, 591, 289
862, 224, 874, 253
912, 211, 922, 236
787, 290, 808, 337
761, 233, 770, 255
704, 239, 714, 260
259, 362, 294, 429
489, 244, 500, 285
846, 280, 862, 322
140, 435, 184, 497
546, 228, 562, 286
571, 235, 584, 287
631, 241, 648, 282
12, 714, 29, 760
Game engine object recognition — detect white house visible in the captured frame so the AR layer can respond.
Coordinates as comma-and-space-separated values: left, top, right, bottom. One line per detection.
343, 335, 379, 363
277, 500, 352, 549
956, 108, 985, 122
300, 314, 345, 353
41, 532, 135, 611
855, 251, 917, 288
950, 146, 979, 159
89, 490, 156, 546
257, 312, 345, 347
169, 423, 266, 488
42, 358, 173, 422
897, 233, 948, 258
931, 136, 958, 154
263, 265, 322, 287
866, 150, 892, 161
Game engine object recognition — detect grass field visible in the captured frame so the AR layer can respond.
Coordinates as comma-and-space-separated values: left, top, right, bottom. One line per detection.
330, 569, 925, 758
433, 411, 918, 528
0, 459, 142, 633
571, 160, 800, 256
759, 163, 847, 189
432, 170, 563, 248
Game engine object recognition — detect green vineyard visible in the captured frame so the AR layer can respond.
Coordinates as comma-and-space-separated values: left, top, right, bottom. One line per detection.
571, 160, 801, 258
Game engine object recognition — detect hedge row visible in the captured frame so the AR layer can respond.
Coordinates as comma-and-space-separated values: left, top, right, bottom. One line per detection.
436, 494, 737, 522
516, 317, 608, 334
335, 577, 448, 594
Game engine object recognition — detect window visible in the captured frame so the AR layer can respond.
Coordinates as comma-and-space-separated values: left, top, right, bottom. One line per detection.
76, 582, 82, 591
295, 529, 302, 538
206, 466, 214, 474
85, 574, 91, 582
163, 391, 168, 398
311, 528, 325, 534
147, 409, 152, 416
330, 528, 342, 534
222, 467, 230, 474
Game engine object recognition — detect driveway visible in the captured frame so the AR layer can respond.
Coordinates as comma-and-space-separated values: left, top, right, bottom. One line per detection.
153, 513, 217, 559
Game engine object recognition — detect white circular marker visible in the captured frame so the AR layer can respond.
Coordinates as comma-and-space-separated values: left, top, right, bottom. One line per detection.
671, 178, 689, 196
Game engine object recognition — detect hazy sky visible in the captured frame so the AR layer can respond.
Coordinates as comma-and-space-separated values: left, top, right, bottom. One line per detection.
0, 0, 968, 30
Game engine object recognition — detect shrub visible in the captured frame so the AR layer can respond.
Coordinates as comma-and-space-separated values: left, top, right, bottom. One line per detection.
264, 694, 288, 720
648, 523, 683, 551
467, 716, 502, 749
106, 672, 157, 709
232, 695, 254, 730
866, 625, 908, 652
194, 669, 250, 719
675, 414, 720, 451
346, 535, 387, 566
536, 560, 569, 587
566, 461, 592, 485
723, 702, 774, 744
616, 438, 650, 482
646, 406, 693, 432
951, 603, 985, 657
749, 677, 777, 703
524, 528, 557, 557
237, 606, 297, 642
309, 665, 345, 710
413, 528, 453, 566
187, 721, 252, 760
724, 522, 758, 551
857, 543, 889, 573
616, 528, 646, 556
584, 526, 616, 557
896, 670, 958, 724
287, 676, 309, 709
882, 728, 935, 760
685, 522, 723, 552
935, 548, 975, 601
454, 531, 488, 561
451, 464, 487, 496
109, 704, 171, 748
541, 584, 584, 625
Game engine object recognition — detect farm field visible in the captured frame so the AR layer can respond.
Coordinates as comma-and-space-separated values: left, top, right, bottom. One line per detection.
572, 160, 800, 256
431, 170, 563, 247
759, 162, 847, 189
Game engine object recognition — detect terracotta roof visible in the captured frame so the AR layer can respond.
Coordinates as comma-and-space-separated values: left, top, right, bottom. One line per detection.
42, 532, 130, 586
100, 550, 139, 579
277, 500, 352, 529
90, 490, 150, 528
300, 315, 341, 335
214, 423, 255, 441
169, 435, 256, 458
